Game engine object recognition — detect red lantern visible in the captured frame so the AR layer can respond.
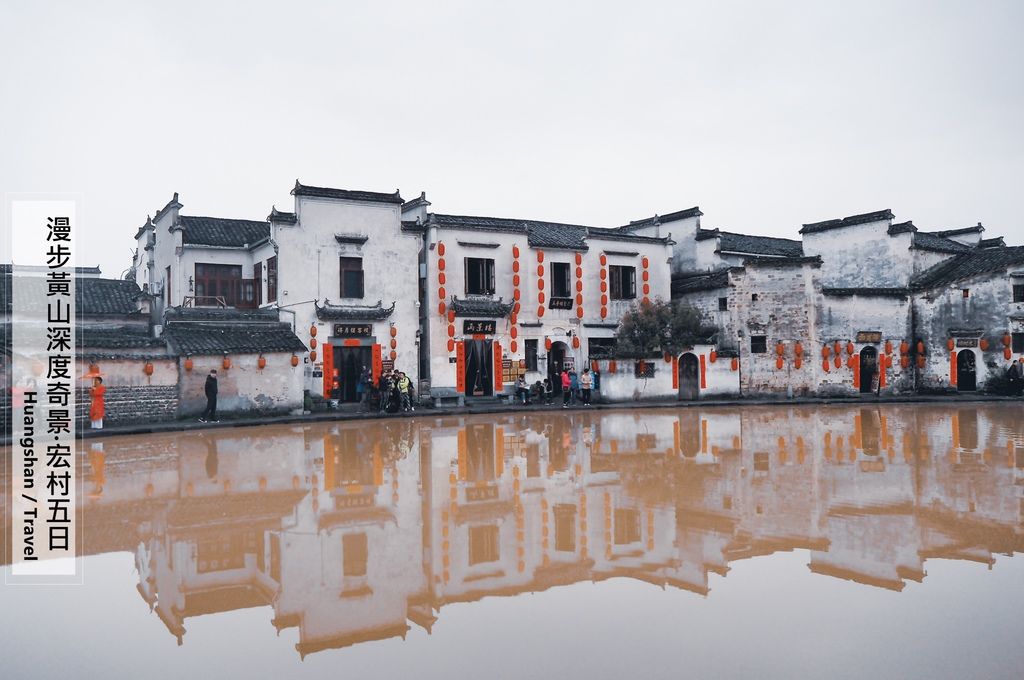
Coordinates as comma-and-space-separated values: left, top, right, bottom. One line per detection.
307, 352, 315, 364
513, 275, 521, 287
600, 269, 607, 280
538, 292, 546, 303
447, 339, 456, 352
574, 253, 582, 265
609, 360, 617, 372
390, 350, 397, 361
512, 245, 520, 258
291, 354, 299, 367
822, 345, 831, 358
794, 342, 803, 357
776, 343, 785, 356
591, 360, 599, 372
536, 264, 545, 277
642, 257, 649, 269
437, 242, 446, 256
438, 286, 446, 299
575, 280, 583, 292
917, 355, 926, 368
900, 340, 909, 355
438, 258, 446, 271
846, 342, 855, 355
545, 337, 552, 350
709, 350, 717, 363
447, 309, 456, 323
979, 338, 989, 351
510, 327, 518, 339
538, 306, 545, 317
794, 356, 803, 370
731, 357, 739, 371
947, 338, 955, 351
309, 325, 317, 337
884, 340, 892, 355
900, 356, 909, 369
512, 260, 520, 273
310, 337, 317, 349
390, 338, 397, 349
572, 336, 580, 349
917, 340, 925, 354
223, 355, 232, 370
438, 301, 446, 315
822, 359, 830, 373
184, 357, 193, 371
1005, 347, 1013, 360
576, 266, 583, 279
664, 353, 672, 364
834, 355, 841, 369
438, 272, 446, 285
144, 361, 154, 376
390, 326, 398, 338
447, 325, 455, 337
1002, 334, 1011, 346
600, 307, 607, 319
510, 340, 518, 353
576, 307, 584, 319
599, 253, 607, 266
833, 341, 841, 355
258, 355, 267, 370
537, 251, 544, 263
510, 313, 518, 325
776, 357, 784, 370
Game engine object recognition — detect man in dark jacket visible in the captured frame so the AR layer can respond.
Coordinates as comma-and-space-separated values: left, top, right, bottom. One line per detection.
200, 369, 219, 422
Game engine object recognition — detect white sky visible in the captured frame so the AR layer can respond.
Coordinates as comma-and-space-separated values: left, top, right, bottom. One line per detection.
2, 0, 1021, 277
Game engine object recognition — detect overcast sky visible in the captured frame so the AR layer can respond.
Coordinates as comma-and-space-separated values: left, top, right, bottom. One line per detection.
2, 0, 1021, 276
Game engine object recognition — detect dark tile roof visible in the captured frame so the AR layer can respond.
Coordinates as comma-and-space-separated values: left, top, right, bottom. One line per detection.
175, 216, 271, 248
671, 270, 730, 295
912, 231, 972, 254
979, 237, 1005, 249
741, 255, 822, 268
800, 209, 894, 235
268, 207, 297, 224
911, 246, 1024, 290
314, 299, 395, 321
697, 229, 803, 257
887, 221, 917, 235
164, 306, 281, 323
430, 213, 668, 249
821, 287, 910, 299
162, 322, 306, 355
935, 224, 984, 237
78, 325, 164, 349
291, 180, 404, 205
620, 207, 702, 231
451, 296, 514, 318
1, 273, 143, 316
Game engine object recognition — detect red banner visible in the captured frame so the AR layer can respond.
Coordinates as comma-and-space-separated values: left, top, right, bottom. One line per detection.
456, 341, 466, 393
493, 343, 504, 393
323, 344, 334, 398
372, 343, 382, 384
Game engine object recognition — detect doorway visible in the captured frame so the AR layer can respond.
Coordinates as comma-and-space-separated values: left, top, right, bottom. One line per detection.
464, 339, 493, 397
334, 345, 372, 402
547, 341, 569, 395
678, 353, 700, 400
956, 350, 976, 392
859, 346, 877, 394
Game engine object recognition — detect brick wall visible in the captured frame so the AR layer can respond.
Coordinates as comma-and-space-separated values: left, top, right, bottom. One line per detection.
77, 384, 179, 425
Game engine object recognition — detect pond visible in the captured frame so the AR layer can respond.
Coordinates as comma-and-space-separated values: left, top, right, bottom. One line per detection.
2, 403, 1022, 679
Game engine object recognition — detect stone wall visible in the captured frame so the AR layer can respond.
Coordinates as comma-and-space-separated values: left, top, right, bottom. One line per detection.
78, 384, 178, 425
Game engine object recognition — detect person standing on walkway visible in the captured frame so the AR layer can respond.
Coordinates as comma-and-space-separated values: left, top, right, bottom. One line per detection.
569, 369, 580, 405
543, 377, 554, 404
580, 368, 593, 405
378, 371, 392, 413
397, 371, 412, 411
515, 376, 530, 404
200, 369, 219, 422
561, 370, 572, 407
1008, 359, 1023, 396
357, 365, 371, 409
89, 375, 106, 429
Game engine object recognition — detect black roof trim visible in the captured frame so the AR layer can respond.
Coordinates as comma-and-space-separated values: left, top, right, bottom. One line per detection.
888, 221, 917, 235
912, 231, 971, 254
457, 241, 501, 249
621, 206, 702, 231
162, 322, 306, 355
314, 299, 395, 321
175, 215, 271, 249
935, 224, 984, 237
268, 207, 297, 224
741, 255, 822, 268
912, 246, 1024, 290
335, 233, 369, 245
800, 209, 894, 234
671, 270, 730, 295
451, 296, 514, 318
292, 180, 403, 205
821, 287, 910, 299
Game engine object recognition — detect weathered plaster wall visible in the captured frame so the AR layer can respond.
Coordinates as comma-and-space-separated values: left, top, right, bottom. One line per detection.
177, 352, 303, 416
803, 221, 912, 288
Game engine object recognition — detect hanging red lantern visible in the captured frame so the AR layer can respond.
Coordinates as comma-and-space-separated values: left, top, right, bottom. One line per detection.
917, 355, 926, 368
536, 264, 545, 277
609, 360, 618, 372
574, 252, 583, 265
389, 326, 398, 338
710, 350, 717, 363
900, 355, 909, 369
576, 307, 584, 319
513, 275, 521, 287
510, 313, 518, 325
447, 339, 456, 352
846, 342, 855, 355
512, 260, 520, 273
572, 336, 580, 349
600, 307, 607, 319
310, 337, 317, 349
599, 253, 607, 266
537, 250, 544, 263
307, 351, 315, 363
438, 258, 446, 271
545, 337, 552, 350
794, 356, 802, 370
184, 356, 193, 371
834, 355, 842, 369
979, 338, 989, 351
884, 340, 892, 355
438, 301, 446, 315
1005, 347, 1013, 360
309, 325, 317, 337
822, 359, 830, 373
1003, 334, 1012, 346
822, 345, 831, 358
291, 354, 299, 367
775, 357, 784, 370
731, 357, 739, 371
833, 341, 841, 355
538, 292, 546, 304
390, 350, 397, 361
794, 342, 803, 357
447, 325, 455, 337
258, 355, 267, 370
664, 353, 672, 363
510, 340, 518, 353
144, 361, 154, 376
438, 286, 446, 299
538, 306, 545, 317
390, 338, 397, 349
946, 338, 955, 351
900, 340, 909, 355
916, 340, 925, 354
447, 309, 456, 323
847, 355, 855, 369
642, 256, 649, 269
223, 355, 232, 369
437, 242, 446, 256
510, 327, 518, 339
512, 245, 520, 258
776, 343, 785, 356
591, 360, 600, 372
438, 272, 446, 285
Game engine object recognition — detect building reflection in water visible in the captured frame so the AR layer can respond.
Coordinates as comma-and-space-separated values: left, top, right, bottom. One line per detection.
5, 405, 1020, 658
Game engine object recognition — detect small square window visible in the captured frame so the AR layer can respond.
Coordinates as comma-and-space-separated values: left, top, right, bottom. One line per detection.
751, 335, 767, 353
751, 293, 759, 302
718, 296, 728, 311
1012, 333, 1024, 354
1013, 284, 1024, 303
962, 289, 970, 298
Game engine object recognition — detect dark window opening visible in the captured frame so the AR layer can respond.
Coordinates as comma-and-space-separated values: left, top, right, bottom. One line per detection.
962, 288, 970, 298
718, 296, 728, 311
525, 339, 539, 371
340, 257, 364, 298
554, 505, 576, 552
465, 257, 496, 296
469, 525, 500, 565
551, 262, 572, 298
266, 256, 278, 302
165, 265, 171, 305
253, 261, 263, 307
1013, 284, 1024, 303
635, 360, 656, 378
1012, 333, 1024, 353
194, 263, 245, 307
589, 337, 617, 359
751, 293, 759, 302
609, 265, 636, 300
751, 335, 767, 353
343, 533, 368, 577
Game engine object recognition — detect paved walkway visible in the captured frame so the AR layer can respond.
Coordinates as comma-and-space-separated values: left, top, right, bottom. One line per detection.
3, 393, 1018, 445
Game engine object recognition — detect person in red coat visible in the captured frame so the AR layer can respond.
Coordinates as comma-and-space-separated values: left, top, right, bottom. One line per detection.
89, 376, 106, 429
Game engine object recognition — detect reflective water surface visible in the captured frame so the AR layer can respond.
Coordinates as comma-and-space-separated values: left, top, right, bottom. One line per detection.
2, 404, 1023, 679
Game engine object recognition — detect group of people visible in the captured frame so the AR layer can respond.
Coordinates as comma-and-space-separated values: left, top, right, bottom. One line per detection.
357, 366, 416, 413
514, 367, 598, 407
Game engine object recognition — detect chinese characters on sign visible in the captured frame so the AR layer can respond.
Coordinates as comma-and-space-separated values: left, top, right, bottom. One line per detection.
462, 319, 496, 335
855, 331, 882, 343
9, 198, 80, 583
548, 297, 574, 310
333, 323, 372, 337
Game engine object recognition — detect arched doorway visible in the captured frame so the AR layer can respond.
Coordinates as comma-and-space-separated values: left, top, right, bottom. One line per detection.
547, 341, 570, 395
956, 350, 976, 392
463, 339, 493, 397
678, 353, 700, 400
859, 346, 877, 394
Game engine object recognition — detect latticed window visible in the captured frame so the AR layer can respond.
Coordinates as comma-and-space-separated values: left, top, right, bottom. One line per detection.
339, 257, 364, 298
465, 257, 495, 295
609, 265, 636, 300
